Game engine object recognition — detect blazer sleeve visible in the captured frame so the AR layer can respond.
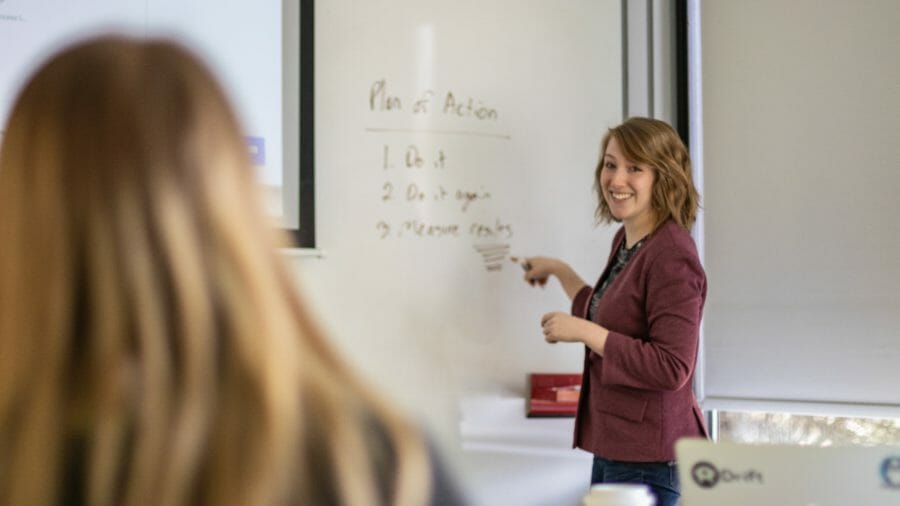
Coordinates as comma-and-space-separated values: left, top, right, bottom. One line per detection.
571, 285, 593, 319
600, 243, 706, 391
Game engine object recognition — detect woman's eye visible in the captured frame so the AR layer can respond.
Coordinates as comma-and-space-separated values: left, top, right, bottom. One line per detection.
604, 161, 616, 169
627, 165, 642, 173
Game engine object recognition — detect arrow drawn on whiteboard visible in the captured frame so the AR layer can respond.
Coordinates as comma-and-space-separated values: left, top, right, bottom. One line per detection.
473, 243, 511, 272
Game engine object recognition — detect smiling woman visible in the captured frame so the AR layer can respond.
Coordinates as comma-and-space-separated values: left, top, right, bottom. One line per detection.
593, 117, 698, 236
519, 117, 706, 506
597, 136, 656, 243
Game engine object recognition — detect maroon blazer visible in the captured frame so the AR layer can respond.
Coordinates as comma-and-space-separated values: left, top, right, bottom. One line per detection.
571, 219, 708, 462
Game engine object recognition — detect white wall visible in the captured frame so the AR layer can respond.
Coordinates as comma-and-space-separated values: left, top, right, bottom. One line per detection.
700, 0, 900, 414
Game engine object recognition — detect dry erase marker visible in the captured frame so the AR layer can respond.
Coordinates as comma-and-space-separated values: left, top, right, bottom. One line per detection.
510, 256, 531, 271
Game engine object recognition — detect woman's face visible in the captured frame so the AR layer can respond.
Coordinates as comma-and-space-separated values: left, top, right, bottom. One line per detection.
600, 136, 656, 228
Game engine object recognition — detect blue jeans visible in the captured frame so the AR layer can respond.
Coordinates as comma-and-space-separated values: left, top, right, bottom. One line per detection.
591, 456, 680, 506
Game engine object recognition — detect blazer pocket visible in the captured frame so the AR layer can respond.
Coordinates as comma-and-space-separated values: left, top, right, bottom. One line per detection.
597, 386, 648, 423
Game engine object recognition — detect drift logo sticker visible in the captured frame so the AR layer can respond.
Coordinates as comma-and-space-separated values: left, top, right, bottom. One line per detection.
882, 457, 900, 489
691, 461, 764, 489
691, 462, 719, 488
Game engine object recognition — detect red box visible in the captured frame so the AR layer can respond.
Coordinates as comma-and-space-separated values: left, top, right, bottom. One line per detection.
527, 373, 582, 417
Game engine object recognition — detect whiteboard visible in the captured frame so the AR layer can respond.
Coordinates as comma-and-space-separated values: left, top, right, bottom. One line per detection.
294, 0, 622, 442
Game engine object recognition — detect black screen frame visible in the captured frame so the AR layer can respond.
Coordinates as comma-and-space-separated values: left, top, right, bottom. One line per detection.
288, 0, 315, 248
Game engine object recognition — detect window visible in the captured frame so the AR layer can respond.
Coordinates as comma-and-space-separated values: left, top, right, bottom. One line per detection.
716, 411, 900, 446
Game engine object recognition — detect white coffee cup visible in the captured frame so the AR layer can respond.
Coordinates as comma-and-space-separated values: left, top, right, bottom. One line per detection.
581, 483, 656, 506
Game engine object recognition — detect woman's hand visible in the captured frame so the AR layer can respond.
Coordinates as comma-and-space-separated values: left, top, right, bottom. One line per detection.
512, 255, 588, 301
540, 311, 609, 354
517, 256, 562, 287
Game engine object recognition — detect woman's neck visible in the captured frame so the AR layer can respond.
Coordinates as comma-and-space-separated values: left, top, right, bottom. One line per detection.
623, 215, 656, 248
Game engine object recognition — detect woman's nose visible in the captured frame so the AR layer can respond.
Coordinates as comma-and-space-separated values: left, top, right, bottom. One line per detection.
608, 168, 627, 186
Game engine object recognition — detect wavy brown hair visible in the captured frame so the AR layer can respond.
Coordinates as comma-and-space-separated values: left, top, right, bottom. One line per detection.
0, 36, 429, 505
593, 117, 699, 230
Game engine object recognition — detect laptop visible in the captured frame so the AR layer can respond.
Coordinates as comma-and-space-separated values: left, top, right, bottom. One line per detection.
675, 438, 900, 506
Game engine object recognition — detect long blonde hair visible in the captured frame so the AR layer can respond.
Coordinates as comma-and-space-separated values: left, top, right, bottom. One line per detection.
0, 36, 429, 505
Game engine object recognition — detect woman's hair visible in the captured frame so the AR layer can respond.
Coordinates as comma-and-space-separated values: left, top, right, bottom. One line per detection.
0, 36, 429, 505
593, 117, 700, 230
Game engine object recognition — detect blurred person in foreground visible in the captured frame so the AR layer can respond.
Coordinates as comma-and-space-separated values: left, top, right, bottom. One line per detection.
0, 35, 463, 506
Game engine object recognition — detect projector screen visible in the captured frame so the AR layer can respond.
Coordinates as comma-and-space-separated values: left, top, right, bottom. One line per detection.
0, 0, 313, 246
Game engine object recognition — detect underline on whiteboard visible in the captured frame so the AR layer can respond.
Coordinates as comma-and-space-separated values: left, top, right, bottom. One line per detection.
365, 127, 511, 140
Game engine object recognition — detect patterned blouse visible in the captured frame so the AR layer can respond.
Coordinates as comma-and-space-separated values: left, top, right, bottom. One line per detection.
587, 236, 646, 321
